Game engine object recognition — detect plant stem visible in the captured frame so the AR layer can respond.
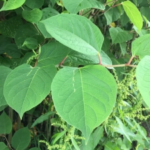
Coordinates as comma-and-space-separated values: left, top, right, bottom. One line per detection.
8, 107, 13, 143
102, 64, 137, 68
98, 52, 102, 65
127, 56, 135, 65
59, 56, 68, 66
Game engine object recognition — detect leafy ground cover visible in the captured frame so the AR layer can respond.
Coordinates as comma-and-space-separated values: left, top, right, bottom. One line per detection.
1, 0, 150, 149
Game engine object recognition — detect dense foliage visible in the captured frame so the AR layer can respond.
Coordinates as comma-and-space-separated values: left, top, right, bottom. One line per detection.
1, 0, 150, 149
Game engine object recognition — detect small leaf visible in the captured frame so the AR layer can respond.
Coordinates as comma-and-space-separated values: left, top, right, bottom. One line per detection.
52, 131, 66, 144
11, 127, 31, 150
109, 27, 133, 44
131, 34, 150, 59
22, 8, 43, 23
0, 112, 12, 134
39, 14, 104, 55
51, 65, 117, 141
31, 112, 55, 128
0, 142, 9, 150
136, 56, 150, 107
0, 0, 26, 11
0, 66, 11, 107
104, 141, 120, 150
122, 1, 143, 31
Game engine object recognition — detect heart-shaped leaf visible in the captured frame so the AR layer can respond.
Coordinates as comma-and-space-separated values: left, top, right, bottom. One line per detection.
51, 65, 117, 141
38, 14, 104, 55
136, 56, 150, 107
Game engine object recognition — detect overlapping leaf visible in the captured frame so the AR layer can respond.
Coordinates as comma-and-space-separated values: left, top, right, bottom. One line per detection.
38, 14, 104, 55
51, 65, 117, 141
131, 34, 150, 59
136, 56, 150, 107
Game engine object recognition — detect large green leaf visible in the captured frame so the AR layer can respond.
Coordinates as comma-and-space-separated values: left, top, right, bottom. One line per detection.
0, 66, 11, 107
11, 127, 31, 150
4, 64, 56, 118
0, 142, 9, 150
22, 8, 43, 23
38, 14, 104, 55
51, 65, 117, 141
122, 1, 143, 31
0, 0, 26, 11
131, 34, 150, 59
109, 27, 133, 44
0, 112, 12, 134
136, 56, 150, 107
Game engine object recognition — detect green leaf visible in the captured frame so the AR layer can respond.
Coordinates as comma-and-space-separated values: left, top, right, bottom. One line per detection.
41, 7, 59, 20
31, 112, 55, 128
0, 142, 9, 150
104, 6, 121, 25
62, 0, 105, 13
0, 112, 12, 134
122, 1, 143, 31
25, 0, 44, 9
109, 27, 133, 44
22, 38, 38, 50
136, 56, 150, 107
11, 127, 31, 150
140, 7, 150, 21
37, 42, 71, 67
119, 43, 127, 56
62, 0, 83, 13
51, 65, 117, 141
39, 14, 104, 55
0, 0, 26, 11
29, 148, 41, 150
4, 64, 57, 118
0, 66, 11, 107
64, 50, 112, 68
113, 117, 136, 142
104, 141, 120, 150
52, 131, 66, 144
131, 34, 150, 59
22, 8, 43, 23
80, 126, 104, 150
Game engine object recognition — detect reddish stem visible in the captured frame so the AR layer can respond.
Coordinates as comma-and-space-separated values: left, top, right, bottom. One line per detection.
126, 56, 135, 65
59, 56, 68, 66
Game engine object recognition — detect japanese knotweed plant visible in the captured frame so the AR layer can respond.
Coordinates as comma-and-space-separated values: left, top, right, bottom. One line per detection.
1, 0, 150, 144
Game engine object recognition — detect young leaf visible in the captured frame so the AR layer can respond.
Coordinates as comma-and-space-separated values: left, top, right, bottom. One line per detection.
22, 8, 43, 23
131, 34, 150, 59
122, 1, 143, 31
38, 14, 104, 55
136, 56, 150, 107
4, 64, 57, 118
109, 27, 133, 44
0, 66, 11, 107
0, 142, 9, 150
0, 0, 26, 11
51, 65, 117, 141
0, 112, 12, 134
11, 127, 31, 150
